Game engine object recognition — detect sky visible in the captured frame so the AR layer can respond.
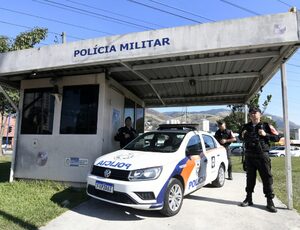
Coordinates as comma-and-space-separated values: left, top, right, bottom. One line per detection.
1, 0, 300, 124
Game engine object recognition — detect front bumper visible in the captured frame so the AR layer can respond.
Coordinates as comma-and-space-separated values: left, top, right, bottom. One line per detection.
86, 174, 164, 210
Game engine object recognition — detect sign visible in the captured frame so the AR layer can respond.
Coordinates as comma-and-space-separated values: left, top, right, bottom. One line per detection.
65, 157, 88, 167
73, 37, 170, 58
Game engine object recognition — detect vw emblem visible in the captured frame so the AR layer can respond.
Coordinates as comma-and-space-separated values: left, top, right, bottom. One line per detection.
104, 169, 111, 178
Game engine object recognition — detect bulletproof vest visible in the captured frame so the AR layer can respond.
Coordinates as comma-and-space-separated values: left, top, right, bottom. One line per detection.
243, 122, 270, 153
215, 129, 232, 148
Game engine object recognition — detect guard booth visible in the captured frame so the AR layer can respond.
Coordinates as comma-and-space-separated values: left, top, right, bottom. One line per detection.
0, 10, 299, 190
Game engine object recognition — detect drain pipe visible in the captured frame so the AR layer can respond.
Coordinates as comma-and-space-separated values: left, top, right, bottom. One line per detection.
0, 86, 19, 182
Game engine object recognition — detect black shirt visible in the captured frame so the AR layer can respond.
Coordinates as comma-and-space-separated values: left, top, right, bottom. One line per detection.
114, 126, 137, 148
214, 129, 234, 148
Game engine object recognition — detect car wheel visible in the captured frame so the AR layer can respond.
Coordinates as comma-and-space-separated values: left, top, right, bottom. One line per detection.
212, 165, 225, 187
280, 154, 285, 157
160, 178, 183, 217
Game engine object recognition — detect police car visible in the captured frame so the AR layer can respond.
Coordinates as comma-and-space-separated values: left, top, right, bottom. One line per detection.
87, 124, 228, 216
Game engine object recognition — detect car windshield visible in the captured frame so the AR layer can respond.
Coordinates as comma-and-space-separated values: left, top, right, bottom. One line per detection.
124, 131, 186, 152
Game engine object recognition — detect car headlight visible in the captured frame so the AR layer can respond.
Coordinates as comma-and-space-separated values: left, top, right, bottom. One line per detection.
128, 166, 162, 181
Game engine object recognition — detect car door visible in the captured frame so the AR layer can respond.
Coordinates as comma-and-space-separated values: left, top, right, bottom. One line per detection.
183, 134, 206, 194
201, 134, 219, 182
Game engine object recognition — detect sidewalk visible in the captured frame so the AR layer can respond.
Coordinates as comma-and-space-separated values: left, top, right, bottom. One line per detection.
40, 173, 300, 230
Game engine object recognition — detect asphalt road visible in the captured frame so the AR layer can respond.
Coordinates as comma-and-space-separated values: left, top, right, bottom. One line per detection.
40, 173, 300, 230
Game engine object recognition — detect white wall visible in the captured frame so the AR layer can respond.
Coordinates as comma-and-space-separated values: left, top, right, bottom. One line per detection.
15, 74, 105, 183
14, 73, 143, 183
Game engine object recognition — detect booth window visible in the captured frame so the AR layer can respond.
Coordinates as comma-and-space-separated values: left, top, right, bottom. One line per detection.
124, 98, 135, 125
21, 88, 54, 134
60, 85, 99, 134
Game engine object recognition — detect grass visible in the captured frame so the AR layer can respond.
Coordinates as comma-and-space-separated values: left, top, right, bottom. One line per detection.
232, 156, 300, 213
0, 156, 88, 230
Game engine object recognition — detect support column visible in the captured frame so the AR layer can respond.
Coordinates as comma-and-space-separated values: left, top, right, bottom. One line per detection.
0, 86, 19, 182
244, 104, 248, 123
280, 63, 293, 209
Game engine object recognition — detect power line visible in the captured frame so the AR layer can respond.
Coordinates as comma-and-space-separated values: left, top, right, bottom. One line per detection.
0, 7, 113, 36
0, 20, 83, 40
127, 0, 203, 23
219, 0, 260, 16
33, 0, 155, 30
149, 0, 215, 22
287, 63, 300, 68
65, 0, 164, 28
276, 0, 293, 8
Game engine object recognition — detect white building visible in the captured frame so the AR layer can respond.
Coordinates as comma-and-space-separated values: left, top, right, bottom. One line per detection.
200, 119, 210, 132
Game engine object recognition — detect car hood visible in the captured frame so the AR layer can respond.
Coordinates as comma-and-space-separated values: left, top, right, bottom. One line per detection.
94, 149, 179, 171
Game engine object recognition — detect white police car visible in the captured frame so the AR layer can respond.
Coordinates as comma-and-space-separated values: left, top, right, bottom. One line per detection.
87, 124, 228, 216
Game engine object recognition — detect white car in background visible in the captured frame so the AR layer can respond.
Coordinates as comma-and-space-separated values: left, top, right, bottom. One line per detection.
87, 124, 228, 216
269, 146, 300, 157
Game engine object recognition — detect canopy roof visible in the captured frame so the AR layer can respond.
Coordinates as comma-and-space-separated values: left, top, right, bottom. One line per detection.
0, 11, 299, 107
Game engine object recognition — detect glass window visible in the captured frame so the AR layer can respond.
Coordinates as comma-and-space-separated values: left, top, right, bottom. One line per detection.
124, 132, 186, 153
203, 135, 216, 149
21, 88, 54, 134
186, 135, 202, 153
60, 85, 99, 134
135, 104, 144, 134
124, 98, 135, 126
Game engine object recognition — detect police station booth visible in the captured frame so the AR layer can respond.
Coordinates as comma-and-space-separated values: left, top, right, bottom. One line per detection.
0, 10, 299, 189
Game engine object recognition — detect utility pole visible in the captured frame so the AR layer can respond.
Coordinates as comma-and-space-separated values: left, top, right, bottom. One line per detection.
61, 32, 66, 44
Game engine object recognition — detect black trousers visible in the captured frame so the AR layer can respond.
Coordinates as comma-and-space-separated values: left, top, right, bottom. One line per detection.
244, 152, 274, 199
226, 147, 232, 177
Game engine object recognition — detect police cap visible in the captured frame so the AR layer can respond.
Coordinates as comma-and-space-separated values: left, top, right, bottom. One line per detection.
249, 107, 261, 113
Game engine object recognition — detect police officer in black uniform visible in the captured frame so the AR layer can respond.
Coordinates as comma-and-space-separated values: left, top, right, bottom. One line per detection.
215, 120, 236, 180
240, 107, 280, 213
114, 116, 137, 148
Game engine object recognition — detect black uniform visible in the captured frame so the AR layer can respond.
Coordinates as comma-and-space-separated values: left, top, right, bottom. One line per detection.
215, 129, 234, 178
241, 122, 280, 199
114, 126, 137, 148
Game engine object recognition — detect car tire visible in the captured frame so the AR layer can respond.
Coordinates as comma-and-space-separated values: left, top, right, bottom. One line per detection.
160, 178, 183, 217
212, 165, 225, 187
280, 154, 285, 157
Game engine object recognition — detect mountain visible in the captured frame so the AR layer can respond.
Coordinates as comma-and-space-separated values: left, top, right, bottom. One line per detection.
145, 108, 300, 131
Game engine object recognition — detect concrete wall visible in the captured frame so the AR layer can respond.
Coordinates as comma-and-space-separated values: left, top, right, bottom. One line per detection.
15, 74, 104, 182
14, 73, 142, 183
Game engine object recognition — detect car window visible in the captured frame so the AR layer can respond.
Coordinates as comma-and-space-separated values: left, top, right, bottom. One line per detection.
203, 135, 216, 149
124, 132, 186, 152
186, 135, 202, 154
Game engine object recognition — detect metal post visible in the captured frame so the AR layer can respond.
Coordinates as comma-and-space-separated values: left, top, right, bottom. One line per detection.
280, 63, 293, 209
0, 86, 19, 182
244, 104, 248, 123
61, 32, 66, 44
5, 114, 11, 151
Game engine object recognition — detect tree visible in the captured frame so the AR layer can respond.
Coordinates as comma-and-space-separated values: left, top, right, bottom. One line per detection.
0, 27, 48, 155
224, 92, 276, 133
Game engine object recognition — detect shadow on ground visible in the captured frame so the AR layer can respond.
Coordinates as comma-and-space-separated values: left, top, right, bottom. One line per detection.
0, 210, 38, 230
68, 199, 164, 221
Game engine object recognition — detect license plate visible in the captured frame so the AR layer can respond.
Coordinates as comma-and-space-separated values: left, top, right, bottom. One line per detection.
95, 181, 114, 193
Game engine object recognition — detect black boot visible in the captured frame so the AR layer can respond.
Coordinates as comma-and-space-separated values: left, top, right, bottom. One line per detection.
240, 194, 253, 207
228, 172, 233, 180
266, 198, 277, 213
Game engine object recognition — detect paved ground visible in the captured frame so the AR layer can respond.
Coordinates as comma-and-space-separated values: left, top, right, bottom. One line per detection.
40, 173, 300, 230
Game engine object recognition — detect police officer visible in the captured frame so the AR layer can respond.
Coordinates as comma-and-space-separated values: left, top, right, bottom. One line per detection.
114, 116, 137, 148
214, 120, 236, 180
240, 107, 280, 213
